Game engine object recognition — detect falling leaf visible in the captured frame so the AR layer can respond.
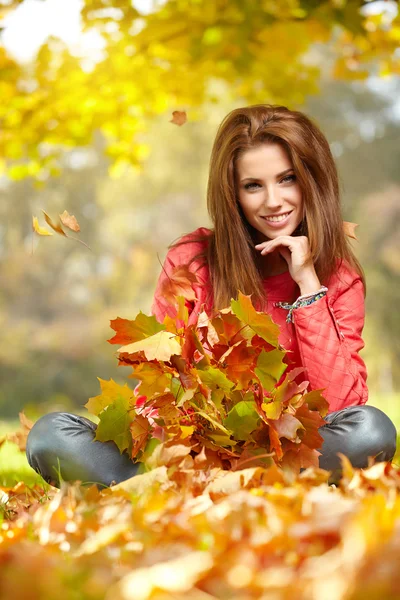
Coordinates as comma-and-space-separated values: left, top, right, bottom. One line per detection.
32, 216, 53, 236
343, 221, 358, 240
59, 210, 80, 232
42, 210, 67, 236
170, 110, 187, 126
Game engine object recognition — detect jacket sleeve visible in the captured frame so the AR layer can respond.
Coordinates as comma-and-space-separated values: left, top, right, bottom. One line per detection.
292, 273, 368, 413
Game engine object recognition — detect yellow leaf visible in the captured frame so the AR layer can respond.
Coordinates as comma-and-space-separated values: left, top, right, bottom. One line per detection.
32, 216, 53, 236
110, 550, 213, 599
42, 210, 66, 236
85, 378, 134, 416
118, 330, 182, 361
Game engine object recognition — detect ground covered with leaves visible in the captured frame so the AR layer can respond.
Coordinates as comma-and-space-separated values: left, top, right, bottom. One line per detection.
1, 459, 400, 600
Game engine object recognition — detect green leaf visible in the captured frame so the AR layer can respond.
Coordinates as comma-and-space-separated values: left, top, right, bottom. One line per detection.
85, 378, 134, 417
197, 366, 235, 393
223, 398, 260, 441
95, 395, 136, 454
231, 292, 280, 345
255, 348, 288, 393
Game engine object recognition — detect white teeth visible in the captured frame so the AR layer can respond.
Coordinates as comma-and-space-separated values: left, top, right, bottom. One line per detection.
264, 211, 291, 222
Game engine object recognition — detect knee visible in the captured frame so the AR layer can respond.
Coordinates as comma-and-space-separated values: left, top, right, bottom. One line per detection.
26, 412, 71, 464
349, 405, 397, 462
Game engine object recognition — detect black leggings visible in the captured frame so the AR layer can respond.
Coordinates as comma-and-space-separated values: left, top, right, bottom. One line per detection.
26, 405, 397, 489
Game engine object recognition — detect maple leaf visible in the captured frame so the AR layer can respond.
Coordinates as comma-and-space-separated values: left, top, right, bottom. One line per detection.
294, 403, 327, 449
169, 110, 187, 126
159, 264, 199, 306
273, 412, 305, 442
108, 313, 165, 345
218, 340, 256, 391
95, 395, 136, 454
129, 363, 172, 399
181, 327, 210, 367
267, 422, 283, 461
223, 397, 261, 441
85, 378, 134, 416
302, 388, 330, 417
118, 330, 182, 361
59, 210, 80, 232
0, 411, 34, 452
255, 348, 288, 393
129, 414, 152, 460
197, 366, 235, 394
210, 311, 245, 345
32, 216, 53, 236
231, 291, 281, 345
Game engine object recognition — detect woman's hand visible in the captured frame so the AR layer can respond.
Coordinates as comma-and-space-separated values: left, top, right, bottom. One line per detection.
255, 235, 321, 295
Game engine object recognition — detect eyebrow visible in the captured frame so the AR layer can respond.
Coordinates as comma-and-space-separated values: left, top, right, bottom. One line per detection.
240, 168, 294, 183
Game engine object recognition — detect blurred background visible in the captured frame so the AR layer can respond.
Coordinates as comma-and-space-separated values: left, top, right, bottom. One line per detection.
0, 0, 399, 476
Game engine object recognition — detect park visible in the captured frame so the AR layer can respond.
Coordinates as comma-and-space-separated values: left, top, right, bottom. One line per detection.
1, 0, 400, 598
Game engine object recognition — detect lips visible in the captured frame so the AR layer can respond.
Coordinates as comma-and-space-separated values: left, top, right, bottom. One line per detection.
262, 210, 293, 222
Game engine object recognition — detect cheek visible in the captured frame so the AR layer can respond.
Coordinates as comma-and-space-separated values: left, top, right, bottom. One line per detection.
238, 192, 260, 212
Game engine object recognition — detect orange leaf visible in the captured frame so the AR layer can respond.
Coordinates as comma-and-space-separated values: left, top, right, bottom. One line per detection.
294, 403, 327, 449
170, 110, 187, 126
59, 210, 80, 232
343, 221, 358, 240
2, 411, 34, 452
130, 414, 152, 460
267, 422, 283, 461
274, 413, 305, 442
160, 264, 199, 307
108, 314, 164, 345
42, 210, 66, 236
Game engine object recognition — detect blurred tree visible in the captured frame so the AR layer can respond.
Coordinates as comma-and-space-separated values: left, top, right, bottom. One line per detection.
0, 0, 399, 180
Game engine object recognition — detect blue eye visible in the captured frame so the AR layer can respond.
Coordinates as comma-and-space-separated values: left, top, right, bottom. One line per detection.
243, 175, 296, 190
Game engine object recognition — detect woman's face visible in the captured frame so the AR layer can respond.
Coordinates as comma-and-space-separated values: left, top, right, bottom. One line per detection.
235, 142, 303, 243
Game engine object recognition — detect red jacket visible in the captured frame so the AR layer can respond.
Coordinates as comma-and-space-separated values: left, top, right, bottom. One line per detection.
144, 227, 368, 416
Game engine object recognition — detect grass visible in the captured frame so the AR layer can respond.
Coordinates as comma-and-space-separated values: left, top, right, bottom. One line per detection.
1, 395, 400, 488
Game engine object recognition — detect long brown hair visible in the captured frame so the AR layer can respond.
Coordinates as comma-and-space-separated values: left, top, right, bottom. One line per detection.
168, 104, 366, 314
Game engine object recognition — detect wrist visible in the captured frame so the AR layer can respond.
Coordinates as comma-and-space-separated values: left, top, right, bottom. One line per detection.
298, 277, 322, 296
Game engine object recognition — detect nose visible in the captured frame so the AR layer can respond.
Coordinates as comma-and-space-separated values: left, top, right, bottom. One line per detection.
263, 185, 283, 209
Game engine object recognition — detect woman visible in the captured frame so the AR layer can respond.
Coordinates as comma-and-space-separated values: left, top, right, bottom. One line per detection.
26, 104, 397, 488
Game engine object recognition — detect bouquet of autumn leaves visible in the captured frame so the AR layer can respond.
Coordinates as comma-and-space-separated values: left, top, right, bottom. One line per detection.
85, 268, 330, 478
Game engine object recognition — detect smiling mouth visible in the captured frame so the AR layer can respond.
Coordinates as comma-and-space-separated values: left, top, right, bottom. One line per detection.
262, 211, 293, 223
